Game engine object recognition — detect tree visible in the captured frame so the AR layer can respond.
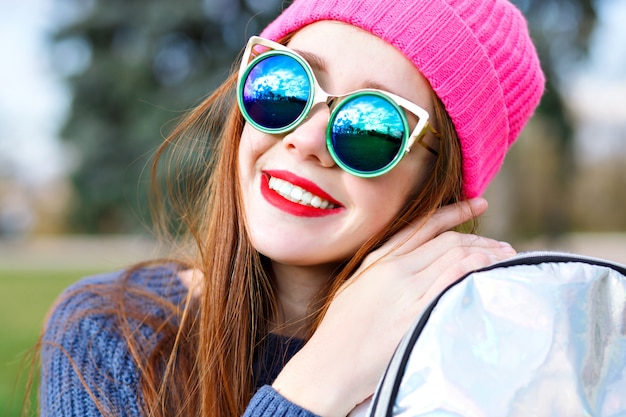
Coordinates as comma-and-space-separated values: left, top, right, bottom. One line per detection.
488, 0, 600, 240
52, 0, 601, 236
52, 0, 283, 233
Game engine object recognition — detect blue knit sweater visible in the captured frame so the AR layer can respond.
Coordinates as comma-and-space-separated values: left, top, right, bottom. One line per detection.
40, 266, 319, 416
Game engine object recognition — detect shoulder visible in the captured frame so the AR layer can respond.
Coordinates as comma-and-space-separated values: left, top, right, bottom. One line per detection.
40, 264, 188, 416
45, 264, 187, 323
59, 263, 185, 304
42, 263, 189, 351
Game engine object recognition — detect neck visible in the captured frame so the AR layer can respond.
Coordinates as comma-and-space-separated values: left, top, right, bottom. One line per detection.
270, 261, 339, 338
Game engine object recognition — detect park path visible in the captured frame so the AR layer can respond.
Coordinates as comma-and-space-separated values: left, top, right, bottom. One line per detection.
0, 233, 625, 271
0, 235, 164, 271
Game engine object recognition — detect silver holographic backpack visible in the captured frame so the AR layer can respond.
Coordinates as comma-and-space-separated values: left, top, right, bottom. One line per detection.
364, 252, 626, 417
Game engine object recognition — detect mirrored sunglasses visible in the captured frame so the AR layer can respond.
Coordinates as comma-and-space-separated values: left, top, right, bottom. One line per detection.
237, 36, 439, 177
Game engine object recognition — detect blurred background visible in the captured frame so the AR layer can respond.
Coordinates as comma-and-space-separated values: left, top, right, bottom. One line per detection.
0, 0, 625, 415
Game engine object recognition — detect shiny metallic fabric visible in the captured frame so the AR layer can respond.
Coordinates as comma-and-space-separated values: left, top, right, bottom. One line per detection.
369, 252, 626, 417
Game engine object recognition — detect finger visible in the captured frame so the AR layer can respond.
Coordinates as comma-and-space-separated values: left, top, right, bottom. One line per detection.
385, 234, 515, 285
417, 242, 517, 299
422, 197, 488, 237
384, 198, 489, 255
401, 231, 515, 265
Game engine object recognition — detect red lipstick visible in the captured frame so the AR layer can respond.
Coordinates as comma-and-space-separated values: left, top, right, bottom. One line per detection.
261, 170, 343, 217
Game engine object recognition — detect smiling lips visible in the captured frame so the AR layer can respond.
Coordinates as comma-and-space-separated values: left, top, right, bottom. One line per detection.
269, 177, 337, 209
261, 170, 343, 217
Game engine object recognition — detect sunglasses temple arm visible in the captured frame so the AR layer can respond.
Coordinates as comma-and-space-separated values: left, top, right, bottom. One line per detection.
415, 123, 440, 156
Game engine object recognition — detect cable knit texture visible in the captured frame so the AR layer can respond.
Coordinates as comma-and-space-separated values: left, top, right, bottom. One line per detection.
40, 267, 314, 417
244, 386, 321, 417
261, 0, 545, 197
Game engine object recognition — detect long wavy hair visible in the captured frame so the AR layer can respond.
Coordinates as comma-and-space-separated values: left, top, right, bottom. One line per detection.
137, 64, 467, 415
30, 41, 467, 417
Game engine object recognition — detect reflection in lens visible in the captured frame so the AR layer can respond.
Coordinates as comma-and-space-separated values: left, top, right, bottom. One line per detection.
242, 54, 311, 129
330, 95, 405, 173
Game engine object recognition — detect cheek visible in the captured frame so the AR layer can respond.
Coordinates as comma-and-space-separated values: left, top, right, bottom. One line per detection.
238, 125, 258, 166
354, 159, 429, 219
359, 182, 411, 217
238, 124, 276, 170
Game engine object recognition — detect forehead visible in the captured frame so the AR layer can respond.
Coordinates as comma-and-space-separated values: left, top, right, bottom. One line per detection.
286, 21, 434, 114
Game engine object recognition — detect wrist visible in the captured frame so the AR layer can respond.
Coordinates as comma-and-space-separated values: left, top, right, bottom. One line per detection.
272, 345, 359, 417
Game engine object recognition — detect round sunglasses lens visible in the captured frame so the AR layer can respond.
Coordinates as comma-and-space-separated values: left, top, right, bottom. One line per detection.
242, 54, 311, 130
330, 95, 405, 173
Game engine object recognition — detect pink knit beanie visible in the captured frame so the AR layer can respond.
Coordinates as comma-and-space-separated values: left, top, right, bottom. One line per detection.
260, 0, 545, 198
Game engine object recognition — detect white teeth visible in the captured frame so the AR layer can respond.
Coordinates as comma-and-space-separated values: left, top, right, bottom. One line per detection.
311, 196, 322, 208
268, 176, 336, 209
290, 187, 303, 200
301, 191, 313, 205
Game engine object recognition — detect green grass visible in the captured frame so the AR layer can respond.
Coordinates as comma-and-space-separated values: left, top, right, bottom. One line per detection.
0, 269, 104, 417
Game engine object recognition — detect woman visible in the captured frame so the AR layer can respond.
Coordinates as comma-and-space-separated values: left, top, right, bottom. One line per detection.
39, 0, 544, 416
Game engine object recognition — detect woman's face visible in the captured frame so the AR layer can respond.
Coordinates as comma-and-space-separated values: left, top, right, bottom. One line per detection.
238, 21, 436, 270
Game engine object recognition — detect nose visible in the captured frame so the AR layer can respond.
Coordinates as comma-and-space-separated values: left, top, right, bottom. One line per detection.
282, 104, 336, 168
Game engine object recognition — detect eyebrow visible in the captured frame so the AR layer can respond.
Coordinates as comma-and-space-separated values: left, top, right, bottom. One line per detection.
361, 79, 389, 91
292, 49, 391, 92
292, 49, 327, 72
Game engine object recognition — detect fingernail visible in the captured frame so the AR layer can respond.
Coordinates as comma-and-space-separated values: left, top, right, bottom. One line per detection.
468, 197, 488, 211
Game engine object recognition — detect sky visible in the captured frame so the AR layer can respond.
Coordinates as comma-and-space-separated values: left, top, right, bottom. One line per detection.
0, 0, 625, 186
566, 0, 626, 160
0, 0, 70, 185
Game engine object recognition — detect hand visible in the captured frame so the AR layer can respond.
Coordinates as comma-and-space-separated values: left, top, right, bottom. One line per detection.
272, 198, 517, 417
